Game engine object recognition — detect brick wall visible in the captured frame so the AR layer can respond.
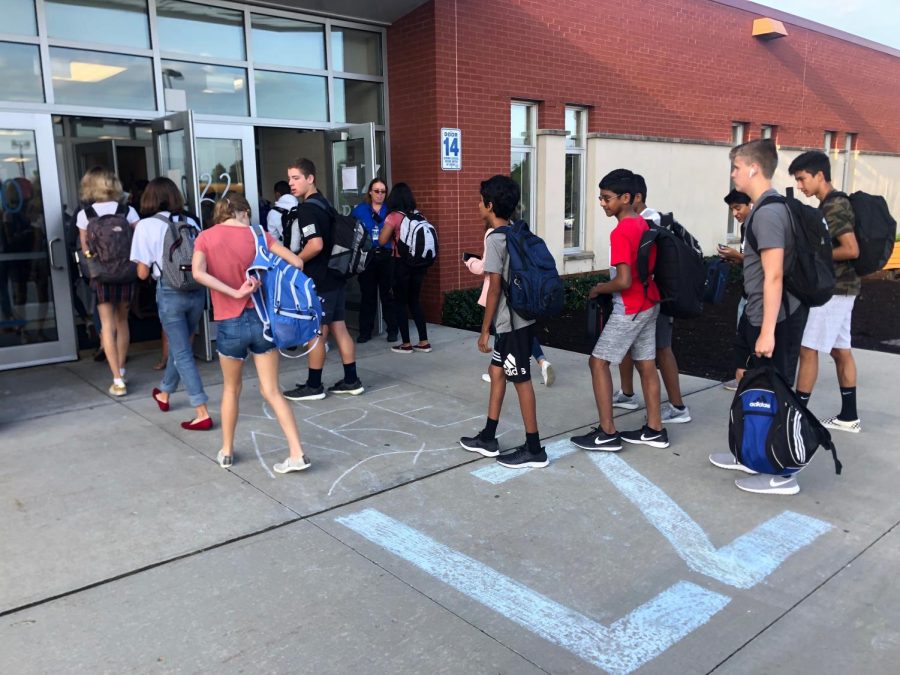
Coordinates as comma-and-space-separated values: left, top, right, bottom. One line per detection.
388, 0, 900, 320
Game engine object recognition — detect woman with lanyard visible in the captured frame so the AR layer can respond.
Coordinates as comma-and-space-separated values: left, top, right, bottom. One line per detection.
351, 178, 398, 343
130, 177, 212, 430
192, 194, 310, 474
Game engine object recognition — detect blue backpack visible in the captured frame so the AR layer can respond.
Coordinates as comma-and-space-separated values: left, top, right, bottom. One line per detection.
247, 224, 323, 356
728, 359, 841, 476
494, 220, 565, 320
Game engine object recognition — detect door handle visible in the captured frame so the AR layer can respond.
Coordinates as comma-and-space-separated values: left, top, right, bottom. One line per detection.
48, 237, 65, 270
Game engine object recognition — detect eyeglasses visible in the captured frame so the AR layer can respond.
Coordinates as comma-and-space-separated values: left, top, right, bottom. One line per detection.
371, 189, 387, 194
598, 194, 620, 203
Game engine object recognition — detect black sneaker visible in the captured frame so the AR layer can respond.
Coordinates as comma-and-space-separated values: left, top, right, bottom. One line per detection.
328, 379, 365, 395
386, 332, 398, 342
496, 444, 549, 469
621, 424, 670, 448
570, 427, 622, 451
284, 383, 326, 401
459, 435, 500, 457
356, 334, 371, 344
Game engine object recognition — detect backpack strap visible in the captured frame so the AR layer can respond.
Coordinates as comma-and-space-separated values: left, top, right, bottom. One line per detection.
744, 194, 787, 253
115, 202, 129, 217
84, 205, 98, 220
304, 193, 334, 216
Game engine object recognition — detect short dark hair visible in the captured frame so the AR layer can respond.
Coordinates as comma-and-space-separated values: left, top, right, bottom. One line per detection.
729, 139, 778, 179
633, 174, 647, 203
599, 169, 636, 204
480, 175, 520, 221
788, 150, 831, 181
273, 180, 290, 196
288, 157, 317, 180
140, 176, 184, 216
384, 182, 417, 214
724, 189, 751, 206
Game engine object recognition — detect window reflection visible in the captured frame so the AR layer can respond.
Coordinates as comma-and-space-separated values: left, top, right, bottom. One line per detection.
0, 0, 37, 36
157, 0, 245, 61
333, 79, 383, 124
45, 0, 150, 50
0, 42, 44, 103
255, 71, 327, 121
331, 28, 382, 75
251, 14, 325, 70
161, 60, 247, 116
50, 48, 155, 110
196, 138, 244, 228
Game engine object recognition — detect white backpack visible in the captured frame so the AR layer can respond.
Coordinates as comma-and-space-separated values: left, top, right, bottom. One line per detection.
397, 211, 437, 267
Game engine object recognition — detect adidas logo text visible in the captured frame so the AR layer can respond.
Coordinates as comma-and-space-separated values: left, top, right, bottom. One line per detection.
749, 401, 771, 409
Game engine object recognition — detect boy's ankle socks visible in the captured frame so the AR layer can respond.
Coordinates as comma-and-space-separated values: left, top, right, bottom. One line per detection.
672, 404, 685, 411
307, 368, 323, 389
525, 432, 541, 454
797, 391, 811, 404
839, 386, 858, 420
479, 417, 499, 441
343, 362, 358, 383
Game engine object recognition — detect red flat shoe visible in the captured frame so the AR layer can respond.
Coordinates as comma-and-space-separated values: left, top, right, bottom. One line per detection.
181, 417, 213, 431
152, 388, 170, 412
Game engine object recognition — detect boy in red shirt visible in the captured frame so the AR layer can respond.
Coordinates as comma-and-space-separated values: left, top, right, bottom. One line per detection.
571, 169, 669, 451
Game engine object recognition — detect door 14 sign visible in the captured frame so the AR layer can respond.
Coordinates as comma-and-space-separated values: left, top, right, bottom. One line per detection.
440, 128, 461, 170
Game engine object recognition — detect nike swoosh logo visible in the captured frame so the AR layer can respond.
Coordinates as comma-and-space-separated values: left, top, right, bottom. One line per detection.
641, 434, 661, 442
769, 477, 793, 487
594, 437, 614, 445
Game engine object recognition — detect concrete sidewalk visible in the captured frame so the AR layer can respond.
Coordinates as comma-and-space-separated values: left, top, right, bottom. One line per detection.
1, 324, 898, 673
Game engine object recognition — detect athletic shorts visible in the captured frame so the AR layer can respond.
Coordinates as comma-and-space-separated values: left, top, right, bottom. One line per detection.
319, 286, 346, 326
801, 295, 855, 352
491, 325, 534, 383
592, 304, 659, 365
656, 312, 673, 350
733, 313, 789, 378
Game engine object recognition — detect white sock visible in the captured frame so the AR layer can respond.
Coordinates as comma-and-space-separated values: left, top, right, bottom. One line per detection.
119, 367, 126, 377
113, 377, 125, 387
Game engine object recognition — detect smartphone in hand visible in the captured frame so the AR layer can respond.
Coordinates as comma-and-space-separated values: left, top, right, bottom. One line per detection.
462, 252, 481, 262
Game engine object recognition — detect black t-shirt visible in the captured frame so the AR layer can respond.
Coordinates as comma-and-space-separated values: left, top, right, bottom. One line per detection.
295, 193, 338, 292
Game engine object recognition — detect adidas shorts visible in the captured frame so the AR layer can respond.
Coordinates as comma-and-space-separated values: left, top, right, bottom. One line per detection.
592, 304, 659, 365
801, 295, 855, 352
491, 325, 534, 383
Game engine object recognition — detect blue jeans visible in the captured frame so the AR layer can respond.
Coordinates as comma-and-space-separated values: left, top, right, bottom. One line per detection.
157, 282, 208, 406
216, 307, 276, 360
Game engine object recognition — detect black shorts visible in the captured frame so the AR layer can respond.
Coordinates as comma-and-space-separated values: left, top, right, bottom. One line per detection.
319, 286, 346, 325
491, 325, 534, 383
734, 313, 789, 378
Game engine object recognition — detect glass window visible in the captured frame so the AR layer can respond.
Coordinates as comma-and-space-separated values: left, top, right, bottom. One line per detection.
196, 137, 244, 228
565, 107, 586, 249
1, 129, 61, 347
510, 150, 532, 224
566, 108, 584, 148
333, 79, 383, 124
251, 14, 325, 70
45, 0, 150, 50
375, 130, 386, 180
0, 0, 37, 35
824, 130, 836, 151
0, 42, 44, 103
331, 28, 382, 75
156, 0, 245, 61
50, 47, 155, 109
160, 60, 247, 116
511, 103, 532, 144
255, 71, 327, 122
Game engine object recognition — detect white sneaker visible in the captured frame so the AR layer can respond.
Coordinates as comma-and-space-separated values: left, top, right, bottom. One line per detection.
612, 389, 639, 410
821, 416, 861, 434
735, 474, 799, 495
723, 379, 738, 391
708, 452, 757, 474
660, 403, 691, 424
541, 361, 555, 386
481, 373, 491, 383
274, 456, 311, 474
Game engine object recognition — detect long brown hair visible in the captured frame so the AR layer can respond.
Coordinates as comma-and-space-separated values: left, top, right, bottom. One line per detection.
212, 194, 252, 224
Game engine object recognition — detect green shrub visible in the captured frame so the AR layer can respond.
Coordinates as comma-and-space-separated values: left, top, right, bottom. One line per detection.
564, 272, 609, 311
442, 287, 483, 328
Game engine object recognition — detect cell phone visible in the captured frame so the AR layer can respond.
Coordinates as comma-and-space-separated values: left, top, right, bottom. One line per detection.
717, 244, 729, 251
462, 252, 481, 262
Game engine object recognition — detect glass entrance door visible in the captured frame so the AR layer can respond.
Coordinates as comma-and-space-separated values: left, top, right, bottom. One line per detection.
0, 113, 76, 370
326, 123, 376, 333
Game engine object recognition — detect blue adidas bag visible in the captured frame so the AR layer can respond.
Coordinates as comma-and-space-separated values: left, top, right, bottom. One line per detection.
703, 259, 729, 305
728, 359, 841, 476
247, 224, 323, 356
494, 220, 564, 320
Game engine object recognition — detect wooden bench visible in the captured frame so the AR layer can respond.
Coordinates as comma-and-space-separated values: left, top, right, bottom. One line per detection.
884, 242, 900, 271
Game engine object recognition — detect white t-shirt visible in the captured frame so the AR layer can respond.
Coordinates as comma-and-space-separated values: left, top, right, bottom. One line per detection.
75, 201, 140, 230
266, 194, 298, 242
130, 211, 200, 280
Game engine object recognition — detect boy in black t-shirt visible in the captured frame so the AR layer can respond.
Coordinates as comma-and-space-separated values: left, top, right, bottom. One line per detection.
282, 158, 363, 401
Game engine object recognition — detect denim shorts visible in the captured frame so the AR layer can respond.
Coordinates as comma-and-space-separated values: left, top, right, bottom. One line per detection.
216, 308, 276, 360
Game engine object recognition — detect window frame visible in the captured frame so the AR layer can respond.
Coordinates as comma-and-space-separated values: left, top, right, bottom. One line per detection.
564, 106, 587, 252
510, 101, 537, 228
727, 122, 748, 240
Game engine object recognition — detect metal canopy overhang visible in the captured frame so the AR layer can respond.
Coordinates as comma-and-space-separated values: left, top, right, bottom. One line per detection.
244, 0, 430, 25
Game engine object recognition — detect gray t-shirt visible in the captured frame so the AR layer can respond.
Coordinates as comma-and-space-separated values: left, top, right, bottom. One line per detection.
743, 188, 800, 326
483, 228, 535, 334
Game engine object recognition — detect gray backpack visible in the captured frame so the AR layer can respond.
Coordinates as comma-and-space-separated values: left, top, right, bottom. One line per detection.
157, 214, 201, 291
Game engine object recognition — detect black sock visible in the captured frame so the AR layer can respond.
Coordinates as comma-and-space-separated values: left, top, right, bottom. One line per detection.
672, 404, 685, 411
307, 368, 323, 389
343, 362, 358, 384
797, 391, 811, 404
525, 431, 541, 454
839, 386, 857, 421
480, 417, 499, 441
622, 390, 635, 397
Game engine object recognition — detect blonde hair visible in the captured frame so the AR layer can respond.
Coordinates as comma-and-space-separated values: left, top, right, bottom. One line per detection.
212, 194, 252, 224
80, 166, 123, 203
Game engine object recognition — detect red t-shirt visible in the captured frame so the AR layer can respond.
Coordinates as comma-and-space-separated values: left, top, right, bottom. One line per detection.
610, 215, 660, 315
194, 224, 276, 320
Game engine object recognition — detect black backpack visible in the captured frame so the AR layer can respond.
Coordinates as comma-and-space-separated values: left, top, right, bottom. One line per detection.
729, 358, 841, 476
82, 203, 137, 284
703, 258, 730, 305
824, 191, 897, 277
270, 205, 293, 241
306, 194, 373, 279
747, 192, 835, 308
636, 213, 706, 319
